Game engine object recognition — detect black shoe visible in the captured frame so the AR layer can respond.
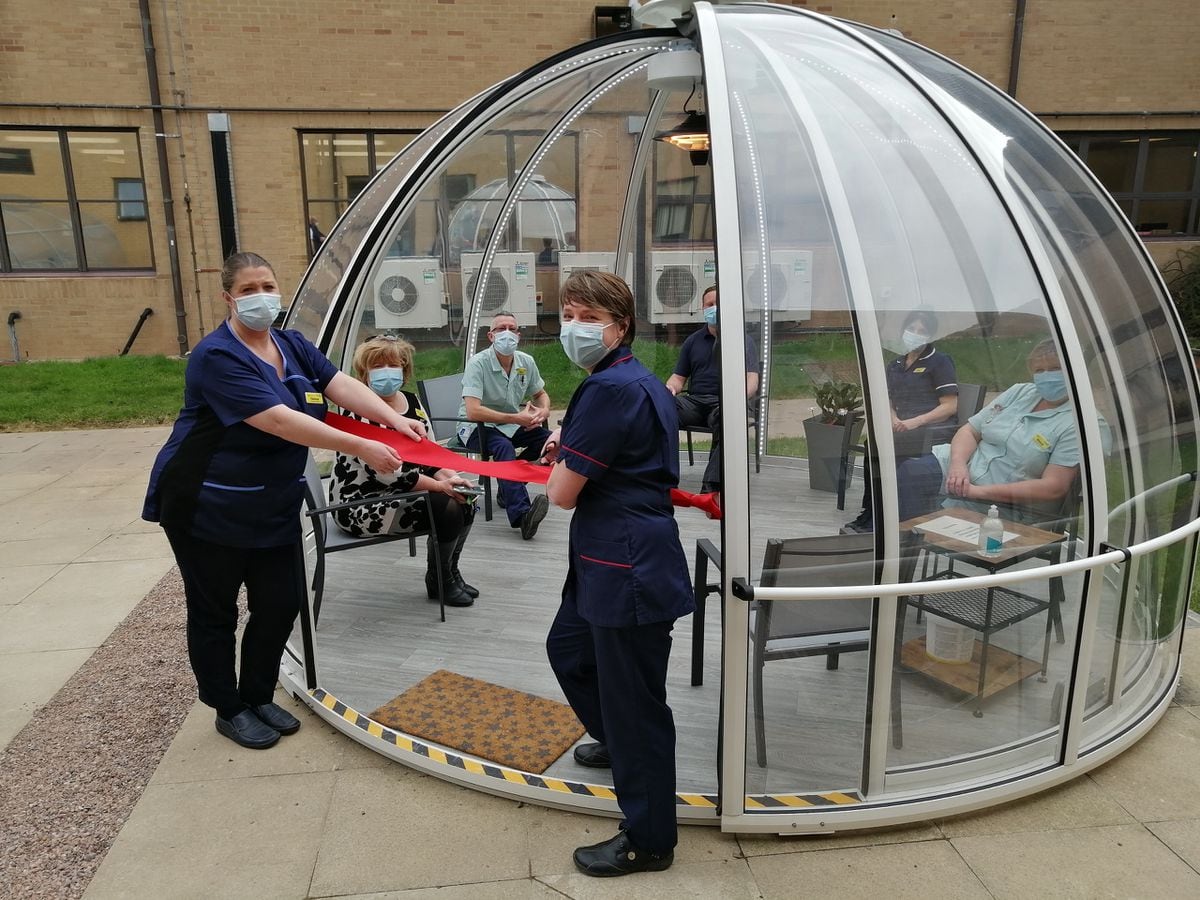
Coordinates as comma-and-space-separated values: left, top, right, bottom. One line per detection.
249, 702, 301, 735
215, 709, 280, 749
573, 832, 673, 877
454, 574, 479, 599
572, 741, 611, 768
841, 512, 873, 535
520, 494, 549, 540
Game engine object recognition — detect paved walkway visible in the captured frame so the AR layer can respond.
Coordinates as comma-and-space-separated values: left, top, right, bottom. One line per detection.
3, 428, 1200, 898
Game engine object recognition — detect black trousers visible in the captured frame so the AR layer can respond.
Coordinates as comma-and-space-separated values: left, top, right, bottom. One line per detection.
547, 591, 678, 854
675, 393, 721, 490
165, 528, 305, 715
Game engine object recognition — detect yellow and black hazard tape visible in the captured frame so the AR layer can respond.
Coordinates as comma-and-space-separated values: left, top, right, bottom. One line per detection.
310, 687, 859, 810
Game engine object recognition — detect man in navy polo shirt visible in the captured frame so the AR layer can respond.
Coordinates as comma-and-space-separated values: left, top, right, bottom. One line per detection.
665, 286, 759, 494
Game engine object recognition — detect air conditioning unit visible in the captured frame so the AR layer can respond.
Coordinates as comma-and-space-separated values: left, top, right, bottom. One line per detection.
743, 249, 813, 318
373, 257, 448, 329
460, 251, 537, 325
558, 251, 634, 288
650, 250, 715, 323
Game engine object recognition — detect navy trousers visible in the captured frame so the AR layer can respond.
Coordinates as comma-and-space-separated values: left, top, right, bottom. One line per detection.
165, 528, 304, 716
467, 424, 551, 526
675, 393, 722, 491
547, 592, 678, 854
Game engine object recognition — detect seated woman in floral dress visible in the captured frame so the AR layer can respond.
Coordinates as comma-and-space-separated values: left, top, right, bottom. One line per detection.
329, 335, 478, 607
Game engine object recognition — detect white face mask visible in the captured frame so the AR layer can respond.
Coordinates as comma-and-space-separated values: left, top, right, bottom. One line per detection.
901, 329, 927, 353
233, 292, 281, 331
492, 329, 519, 355
559, 320, 613, 370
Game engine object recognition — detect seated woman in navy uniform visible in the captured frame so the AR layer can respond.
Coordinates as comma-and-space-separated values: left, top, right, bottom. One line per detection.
143, 252, 425, 751
329, 335, 478, 608
844, 309, 959, 532
541, 270, 694, 878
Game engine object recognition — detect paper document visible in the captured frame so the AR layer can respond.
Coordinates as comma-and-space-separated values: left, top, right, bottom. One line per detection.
914, 515, 1018, 546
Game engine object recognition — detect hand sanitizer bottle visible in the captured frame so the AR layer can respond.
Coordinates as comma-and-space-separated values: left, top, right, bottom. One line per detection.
978, 505, 1003, 557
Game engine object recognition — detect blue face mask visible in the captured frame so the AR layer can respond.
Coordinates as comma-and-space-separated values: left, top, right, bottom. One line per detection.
560, 320, 613, 370
1033, 369, 1069, 403
703, 305, 718, 327
368, 366, 405, 397
233, 292, 281, 331
492, 330, 519, 356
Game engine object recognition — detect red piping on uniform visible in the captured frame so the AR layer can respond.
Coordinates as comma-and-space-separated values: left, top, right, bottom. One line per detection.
580, 554, 633, 569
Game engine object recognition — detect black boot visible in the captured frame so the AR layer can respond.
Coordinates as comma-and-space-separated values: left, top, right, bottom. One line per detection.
448, 518, 479, 599
425, 537, 474, 607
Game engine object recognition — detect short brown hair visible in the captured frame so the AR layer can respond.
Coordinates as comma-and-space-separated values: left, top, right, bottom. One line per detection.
351, 335, 414, 385
560, 270, 636, 345
220, 251, 274, 293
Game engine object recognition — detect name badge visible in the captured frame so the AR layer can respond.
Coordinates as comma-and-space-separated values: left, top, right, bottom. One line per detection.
305, 392, 324, 404
1032, 433, 1051, 451
914, 367, 926, 373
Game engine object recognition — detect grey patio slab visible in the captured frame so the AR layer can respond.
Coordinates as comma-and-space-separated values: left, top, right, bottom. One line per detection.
0, 562, 62, 606
935, 773, 1135, 837
1145, 818, 1200, 874
0, 647, 92, 748
83, 771, 335, 900
0, 557, 175, 653
312, 882, 564, 900
951, 823, 1200, 899
1173, 628, 1200, 707
73, 531, 171, 562
539, 858, 760, 899
0, 534, 106, 567
1087, 708, 1200, 822
748, 840, 991, 900
150, 693, 386, 786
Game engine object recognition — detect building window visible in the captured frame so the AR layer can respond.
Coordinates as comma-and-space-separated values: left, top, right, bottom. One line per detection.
299, 130, 422, 258
0, 127, 154, 272
115, 178, 147, 221
1061, 131, 1200, 237
652, 143, 714, 244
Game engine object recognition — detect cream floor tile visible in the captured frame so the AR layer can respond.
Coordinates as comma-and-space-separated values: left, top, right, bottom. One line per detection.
738, 820, 942, 856
749, 840, 990, 899
540, 858, 759, 899
936, 774, 1135, 837
952, 823, 1200, 898
1146, 818, 1200, 873
0, 562, 62, 605
83, 771, 335, 900
1088, 708, 1200, 822
150, 694, 381, 785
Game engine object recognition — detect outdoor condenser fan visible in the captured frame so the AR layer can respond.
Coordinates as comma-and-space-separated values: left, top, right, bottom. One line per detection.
467, 269, 511, 312
377, 273, 420, 317
656, 264, 698, 310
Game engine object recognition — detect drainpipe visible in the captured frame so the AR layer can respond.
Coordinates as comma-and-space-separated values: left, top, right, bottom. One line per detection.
7, 311, 21, 362
1007, 0, 1027, 98
138, 0, 189, 355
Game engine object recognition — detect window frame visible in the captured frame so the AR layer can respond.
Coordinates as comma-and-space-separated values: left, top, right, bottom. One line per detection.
0, 125, 154, 274
114, 177, 148, 222
1060, 130, 1200, 238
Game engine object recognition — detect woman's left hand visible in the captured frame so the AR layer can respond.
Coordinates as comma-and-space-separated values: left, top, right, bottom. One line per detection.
437, 472, 475, 503
392, 417, 426, 442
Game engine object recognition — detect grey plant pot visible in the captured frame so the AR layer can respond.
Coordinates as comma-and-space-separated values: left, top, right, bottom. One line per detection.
802, 414, 863, 493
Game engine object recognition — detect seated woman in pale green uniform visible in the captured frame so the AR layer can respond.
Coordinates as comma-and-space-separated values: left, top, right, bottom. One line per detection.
898, 339, 1108, 524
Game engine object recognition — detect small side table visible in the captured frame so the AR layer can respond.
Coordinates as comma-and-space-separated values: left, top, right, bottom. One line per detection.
899, 508, 1067, 716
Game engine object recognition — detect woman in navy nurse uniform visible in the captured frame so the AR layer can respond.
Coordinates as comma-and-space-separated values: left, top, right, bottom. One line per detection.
143, 252, 426, 751
541, 270, 694, 877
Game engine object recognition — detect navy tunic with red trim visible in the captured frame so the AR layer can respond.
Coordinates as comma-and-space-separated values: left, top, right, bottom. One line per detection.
559, 347, 695, 628
142, 322, 338, 548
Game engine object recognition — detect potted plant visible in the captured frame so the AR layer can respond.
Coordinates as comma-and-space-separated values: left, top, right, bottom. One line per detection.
802, 380, 864, 492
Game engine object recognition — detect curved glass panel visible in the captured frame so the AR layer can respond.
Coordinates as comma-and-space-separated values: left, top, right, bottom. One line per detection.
855, 25, 1200, 753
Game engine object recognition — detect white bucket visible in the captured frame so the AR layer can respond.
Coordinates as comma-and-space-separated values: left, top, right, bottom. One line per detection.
925, 614, 975, 664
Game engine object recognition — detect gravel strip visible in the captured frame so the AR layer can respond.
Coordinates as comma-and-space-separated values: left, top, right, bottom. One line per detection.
0, 567, 194, 900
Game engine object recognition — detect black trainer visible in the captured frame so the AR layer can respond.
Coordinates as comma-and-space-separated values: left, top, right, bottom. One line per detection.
215, 709, 280, 749
573, 831, 673, 877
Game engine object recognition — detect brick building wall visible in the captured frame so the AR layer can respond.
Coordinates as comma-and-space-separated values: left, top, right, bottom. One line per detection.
2, 0, 1197, 359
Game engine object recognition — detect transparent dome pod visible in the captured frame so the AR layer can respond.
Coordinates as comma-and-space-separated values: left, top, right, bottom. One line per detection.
283, 2, 1200, 833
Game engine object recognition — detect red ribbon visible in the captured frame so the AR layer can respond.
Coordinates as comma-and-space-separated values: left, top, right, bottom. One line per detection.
324, 411, 722, 519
